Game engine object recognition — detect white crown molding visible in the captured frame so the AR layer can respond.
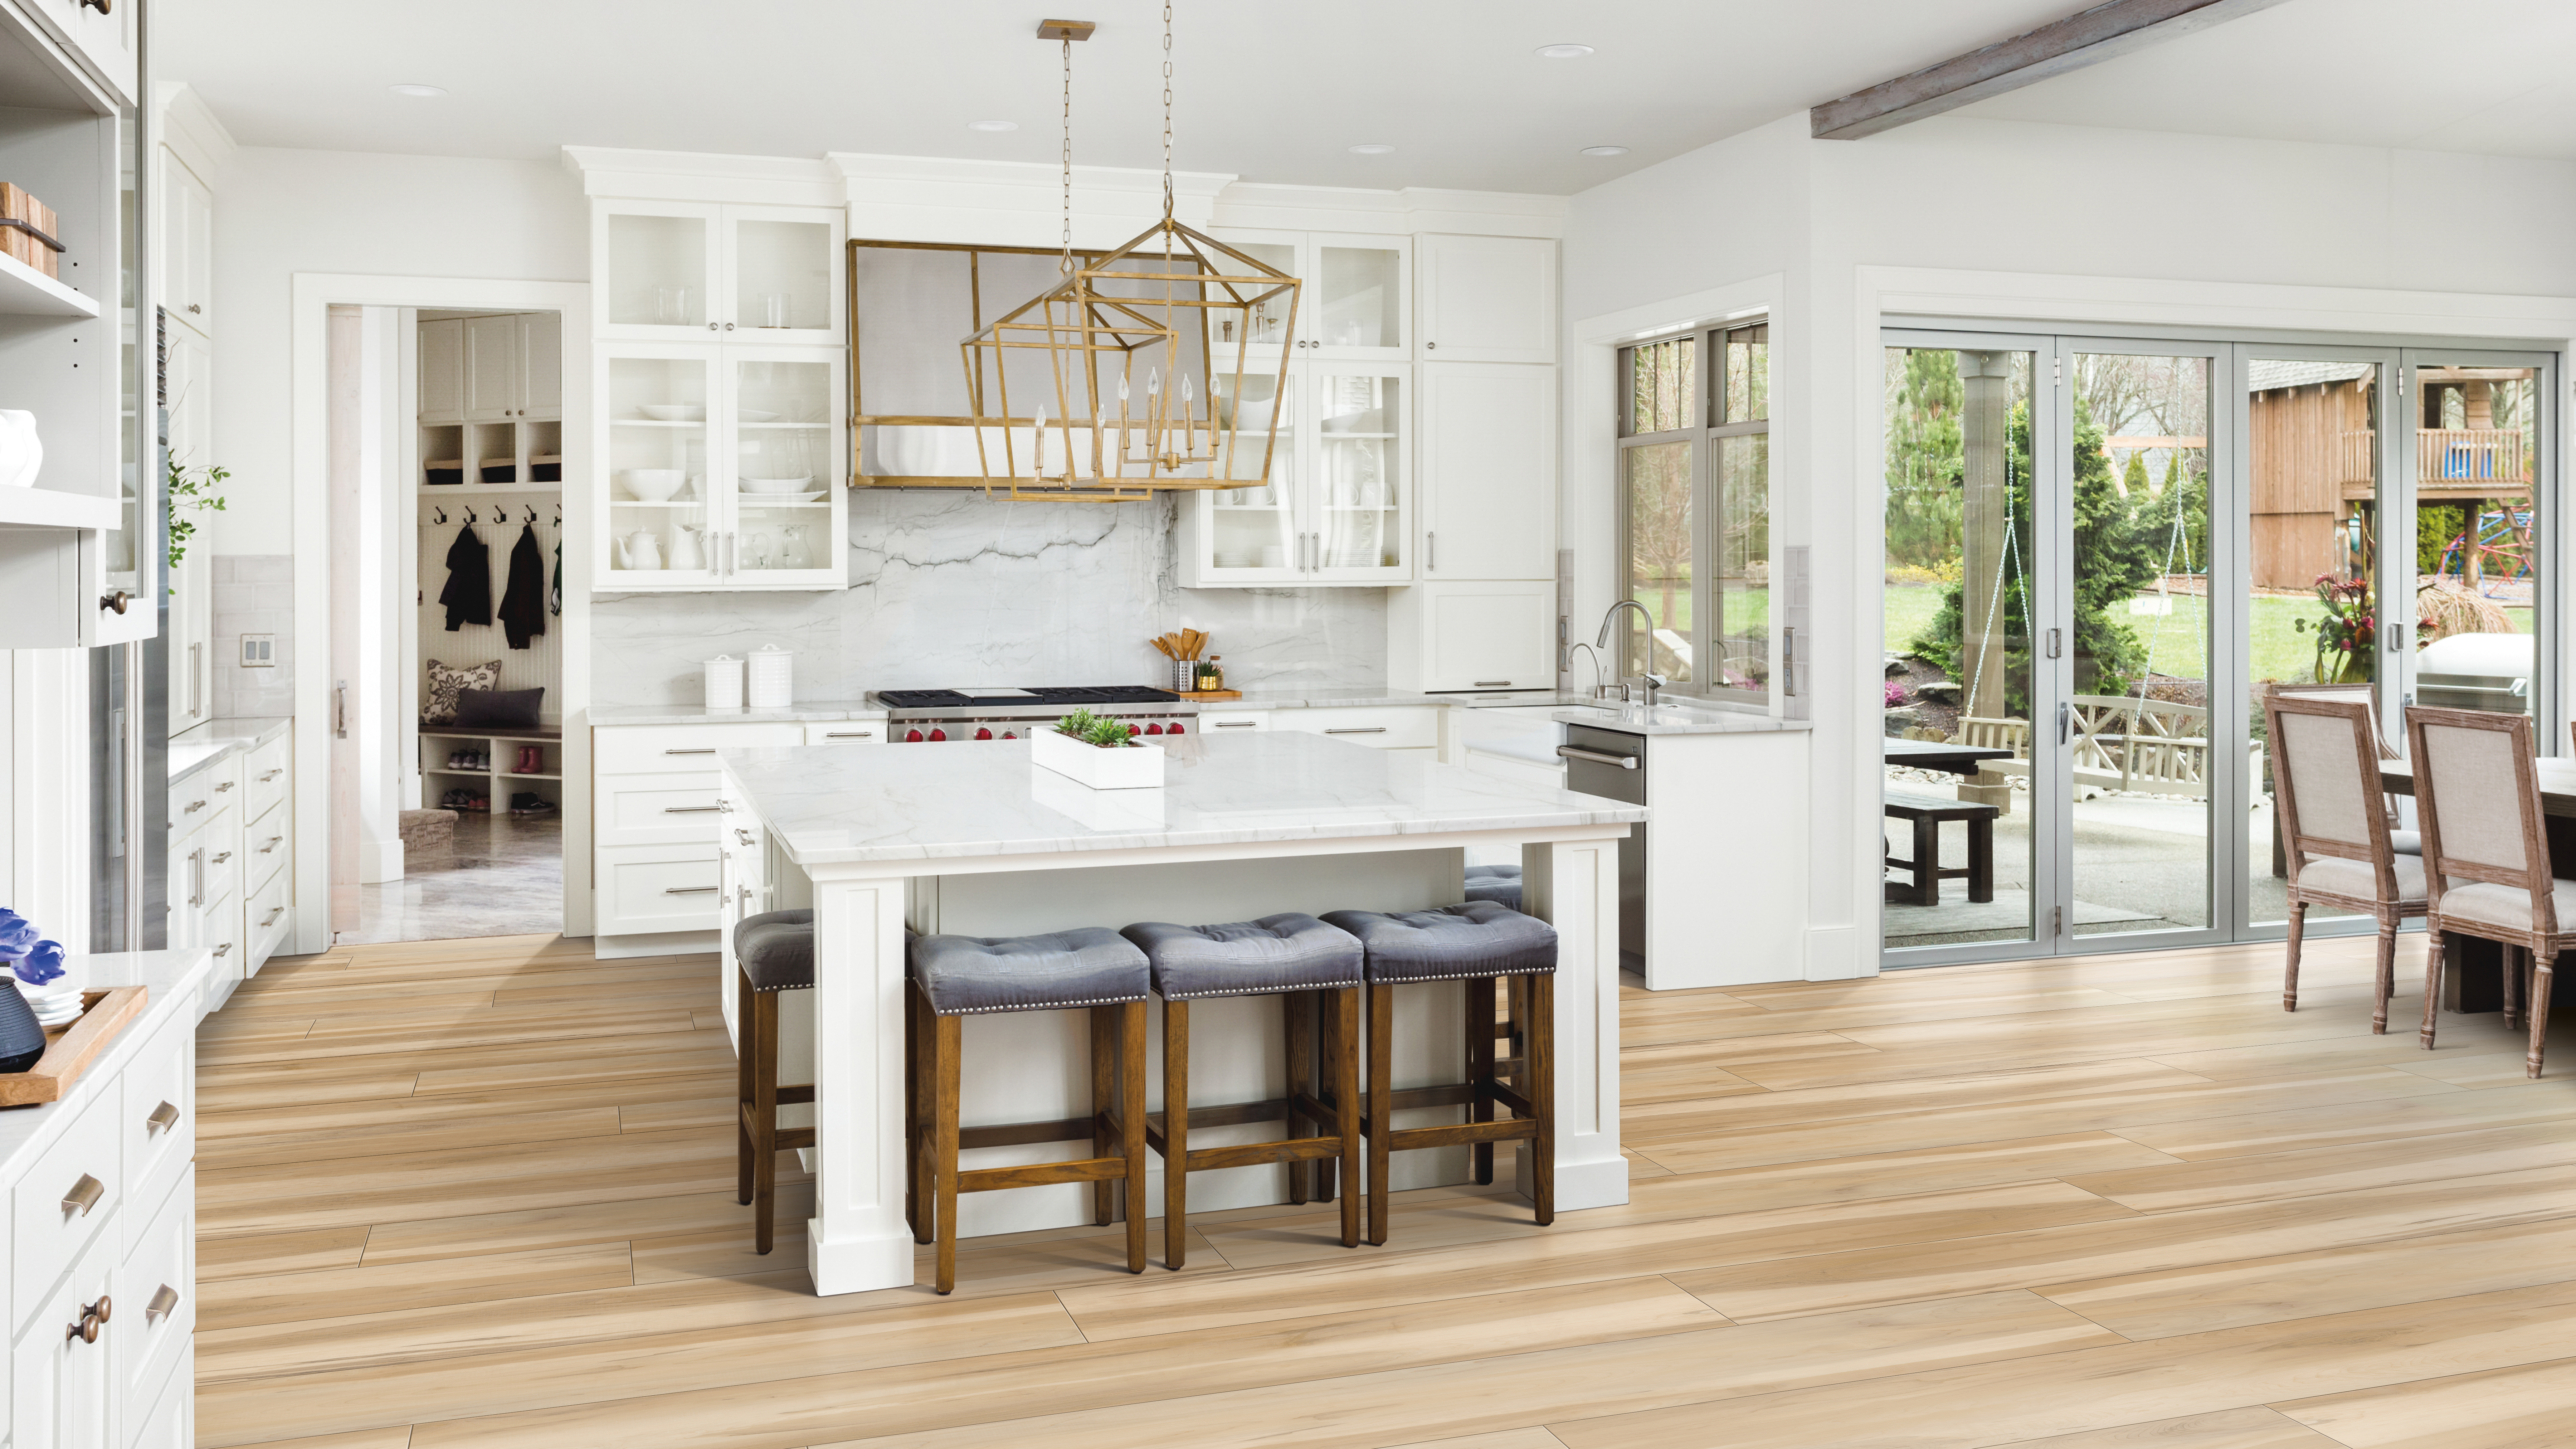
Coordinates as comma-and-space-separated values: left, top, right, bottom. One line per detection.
156, 82, 239, 184
1212, 183, 1568, 239
829, 151, 1235, 248
561, 146, 845, 206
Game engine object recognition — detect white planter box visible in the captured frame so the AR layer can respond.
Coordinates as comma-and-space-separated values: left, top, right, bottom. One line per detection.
1032, 729, 1165, 789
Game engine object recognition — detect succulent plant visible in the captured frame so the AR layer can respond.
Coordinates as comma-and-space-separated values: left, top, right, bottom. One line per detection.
1055, 709, 1136, 749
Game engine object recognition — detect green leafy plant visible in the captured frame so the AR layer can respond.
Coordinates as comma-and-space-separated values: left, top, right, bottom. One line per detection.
166, 457, 230, 583
1055, 708, 1135, 749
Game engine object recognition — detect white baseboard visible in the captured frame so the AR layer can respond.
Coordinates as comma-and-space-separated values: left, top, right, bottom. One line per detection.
359, 837, 405, 884
594, 930, 719, 960
1806, 924, 1873, 980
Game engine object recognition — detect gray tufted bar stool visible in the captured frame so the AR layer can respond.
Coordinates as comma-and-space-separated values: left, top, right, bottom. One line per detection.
1323, 902, 1559, 1245
905, 928, 1153, 1294
734, 908, 816, 1256
1120, 914, 1365, 1269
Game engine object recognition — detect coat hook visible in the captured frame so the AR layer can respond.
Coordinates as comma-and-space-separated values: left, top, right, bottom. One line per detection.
466, 506, 479, 525
525, 505, 537, 524
432, 505, 448, 524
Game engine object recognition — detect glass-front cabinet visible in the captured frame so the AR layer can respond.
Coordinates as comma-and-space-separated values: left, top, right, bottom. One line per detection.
1179, 361, 1408, 587
1210, 229, 1410, 363
598, 342, 846, 590
594, 200, 843, 346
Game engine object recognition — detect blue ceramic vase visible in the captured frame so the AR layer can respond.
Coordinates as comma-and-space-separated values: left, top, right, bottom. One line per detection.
0, 983, 43, 1074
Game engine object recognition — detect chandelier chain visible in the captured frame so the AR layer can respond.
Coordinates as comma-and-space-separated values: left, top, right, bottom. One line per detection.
1060, 34, 1073, 275
1160, 1, 1174, 220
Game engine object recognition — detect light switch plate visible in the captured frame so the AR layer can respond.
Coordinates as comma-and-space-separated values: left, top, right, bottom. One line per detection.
240, 633, 276, 667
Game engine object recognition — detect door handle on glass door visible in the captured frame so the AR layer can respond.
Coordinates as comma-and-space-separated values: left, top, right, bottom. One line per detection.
2057, 702, 2070, 746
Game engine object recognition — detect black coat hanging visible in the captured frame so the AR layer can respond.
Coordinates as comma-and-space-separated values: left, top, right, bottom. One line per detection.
440, 523, 491, 631
498, 522, 549, 649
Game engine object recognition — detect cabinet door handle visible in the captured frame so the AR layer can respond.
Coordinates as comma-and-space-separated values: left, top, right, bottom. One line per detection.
188, 849, 204, 906
824, 731, 876, 739
146, 1285, 180, 1323
261, 907, 284, 927
215, 779, 234, 793
724, 322, 735, 331
211, 851, 232, 864
83, 0, 112, 16
186, 302, 199, 315
664, 885, 721, 895
1425, 340, 1437, 351
1427, 531, 1436, 571
661, 804, 722, 813
1557, 745, 1638, 769
213, 943, 233, 958
260, 836, 283, 852
1213, 720, 1258, 729
1324, 726, 1387, 735
259, 769, 283, 782
62, 1174, 105, 1216
1473, 680, 1514, 688
146, 1101, 181, 1135
184, 799, 206, 813
735, 828, 756, 845
664, 748, 718, 755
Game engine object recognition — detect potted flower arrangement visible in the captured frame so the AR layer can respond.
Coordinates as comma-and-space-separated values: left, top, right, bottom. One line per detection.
0, 908, 70, 1072
2292, 573, 2373, 684
1032, 707, 1165, 790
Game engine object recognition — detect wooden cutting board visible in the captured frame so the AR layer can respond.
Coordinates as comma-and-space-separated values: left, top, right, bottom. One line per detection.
0, 987, 148, 1107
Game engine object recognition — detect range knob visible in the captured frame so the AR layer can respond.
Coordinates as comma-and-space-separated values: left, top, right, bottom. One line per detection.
974, 727, 993, 740
905, 729, 924, 743
1165, 721, 1184, 735
1127, 722, 1141, 735
928, 728, 948, 742
1144, 723, 1164, 735
1002, 731, 1018, 740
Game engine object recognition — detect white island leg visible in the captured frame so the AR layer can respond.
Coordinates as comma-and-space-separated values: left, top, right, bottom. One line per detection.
807, 870, 921, 1294
1521, 834, 1629, 1211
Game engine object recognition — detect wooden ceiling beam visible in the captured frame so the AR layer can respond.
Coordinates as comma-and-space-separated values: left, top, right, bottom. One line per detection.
1810, 0, 2294, 141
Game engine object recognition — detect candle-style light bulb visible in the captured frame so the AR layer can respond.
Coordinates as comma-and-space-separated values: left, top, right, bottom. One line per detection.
1115, 374, 1132, 473
1034, 403, 1050, 477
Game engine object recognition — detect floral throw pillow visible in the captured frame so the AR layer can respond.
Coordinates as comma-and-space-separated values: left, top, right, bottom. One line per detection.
424, 658, 503, 724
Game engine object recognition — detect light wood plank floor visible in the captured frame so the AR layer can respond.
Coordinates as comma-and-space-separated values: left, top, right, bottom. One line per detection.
196, 931, 2576, 1449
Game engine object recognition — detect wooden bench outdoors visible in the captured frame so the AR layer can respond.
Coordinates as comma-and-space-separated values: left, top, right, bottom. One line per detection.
1884, 790, 1998, 907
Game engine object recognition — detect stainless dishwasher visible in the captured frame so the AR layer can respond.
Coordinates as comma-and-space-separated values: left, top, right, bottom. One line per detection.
1558, 724, 1646, 972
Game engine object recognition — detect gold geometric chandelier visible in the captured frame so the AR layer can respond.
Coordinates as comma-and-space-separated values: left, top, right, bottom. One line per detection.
960, 8, 1302, 502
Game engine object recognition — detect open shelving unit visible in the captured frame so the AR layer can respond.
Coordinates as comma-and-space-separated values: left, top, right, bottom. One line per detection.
420, 726, 564, 816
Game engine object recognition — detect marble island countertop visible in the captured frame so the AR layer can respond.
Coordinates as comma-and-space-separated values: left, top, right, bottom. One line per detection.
588, 700, 891, 727
594, 688, 1591, 725
169, 716, 293, 784
1552, 701, 1815, 736
721, 729, 1646, 867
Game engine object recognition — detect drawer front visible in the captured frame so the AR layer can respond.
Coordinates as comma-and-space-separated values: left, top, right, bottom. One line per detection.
170, 825, 233, 918
248, 868, 293, 970
114, 1165, 194, 1415
1195, 711, 1270, 734
200, 829, 242, 912
167, 755, 240, 840
595, 723, 803, 775
201, 895, 243, 992
10, 1089, 121, 1333
1275, 707, 1439, 750
9, 1228, 119, 1449
120, 1011, 195, 1234
596, 845, 723, 934
244, 804, 291, 894
595, 771, 724, 846
243, 737, 289, 822
129, 1336, 191, 1449
802, 722, 887, 745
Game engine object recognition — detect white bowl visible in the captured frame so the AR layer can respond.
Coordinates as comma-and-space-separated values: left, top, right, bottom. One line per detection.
737, 409, 779, 423
739, 476, 814, 495
640, 404, 705, 422
619, 469, 686, 502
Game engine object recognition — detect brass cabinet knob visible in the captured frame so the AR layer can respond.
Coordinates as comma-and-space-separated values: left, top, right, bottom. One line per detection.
99, 589, 132, 614
88, 1295, 111, 1325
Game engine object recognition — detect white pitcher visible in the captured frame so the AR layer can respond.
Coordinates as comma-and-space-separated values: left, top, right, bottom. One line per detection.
668, 524, 706, 570
614, 529, 662, 571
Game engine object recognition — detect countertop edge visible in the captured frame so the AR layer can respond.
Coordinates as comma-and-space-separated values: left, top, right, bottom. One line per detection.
0, 948, 214, 1185
169, 716, 294, 784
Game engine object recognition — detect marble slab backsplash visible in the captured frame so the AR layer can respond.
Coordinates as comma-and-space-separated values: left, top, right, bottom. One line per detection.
589, 491, 1387, 707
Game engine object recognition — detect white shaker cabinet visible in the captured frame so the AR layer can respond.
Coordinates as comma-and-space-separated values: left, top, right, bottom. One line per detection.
1390, 581, 1557, 694
465, 313, 522, 420
424, 312, 557, 425
1418, 234, 1557, 364
1178, 360, 1411, 588
162, 159, 212, 334
521, 310, 564, 414
594, 201, 843, 346
419, 318, 464, 422
1209, 230, 1409, 364
1420, 362, 1556, 582
28, 0, 135, 104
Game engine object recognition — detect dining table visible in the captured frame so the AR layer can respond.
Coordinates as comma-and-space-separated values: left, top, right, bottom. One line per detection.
2376, 755, 2576, 1013
1884, 738, 2016, 778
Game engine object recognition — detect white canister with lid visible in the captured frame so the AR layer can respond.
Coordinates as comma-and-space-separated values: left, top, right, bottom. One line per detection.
704, 655, 745, 711
747, 644, 794, 709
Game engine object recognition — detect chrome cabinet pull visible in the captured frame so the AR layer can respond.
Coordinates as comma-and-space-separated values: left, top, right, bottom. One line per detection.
1324, 726, 1387, 735
211, 851, 232, 864
213, 943, 233, 958
1213, 721, 1258, 729
260, 769, 283, 782
824, 731, 876, 739
183, 800, 206, 813
1427, 531, 1436, 571
661, 804, 721, 813
261, 907, 284, 927
214, 780, 235, 792
734, 828, 755, 845
62, 1174, 105, 1216
664, 748, 717, 755
1556, 744, 1638, 769
1473, 680, 1513, 688
146, 1101, 181, 1135
664, 885, 721, 895
260, 836, 283, 852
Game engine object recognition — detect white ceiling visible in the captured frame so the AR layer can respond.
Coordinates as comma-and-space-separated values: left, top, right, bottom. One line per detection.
158, 1, 2576, 195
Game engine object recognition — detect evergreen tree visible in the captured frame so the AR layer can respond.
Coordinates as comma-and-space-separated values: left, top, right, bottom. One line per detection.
1884, 350, 1964, 571
2121, 450, 2150, 500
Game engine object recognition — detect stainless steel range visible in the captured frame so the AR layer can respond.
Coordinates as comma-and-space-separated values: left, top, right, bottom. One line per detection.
869, 686, 1197, 744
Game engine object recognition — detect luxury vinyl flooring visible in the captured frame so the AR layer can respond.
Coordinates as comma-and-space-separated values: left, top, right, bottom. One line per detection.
195, 931, 2576, 1449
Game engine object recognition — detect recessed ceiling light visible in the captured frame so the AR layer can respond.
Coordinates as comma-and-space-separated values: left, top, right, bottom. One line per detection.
1535, 43, 1594, 59
966, 119, 1018, 132
1579, 145, 1630, 157
388, 83, 447, 98
1348, 143, 1395, 155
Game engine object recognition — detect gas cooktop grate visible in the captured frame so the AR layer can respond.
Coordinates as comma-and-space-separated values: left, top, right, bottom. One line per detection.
876, 686, 1181, 711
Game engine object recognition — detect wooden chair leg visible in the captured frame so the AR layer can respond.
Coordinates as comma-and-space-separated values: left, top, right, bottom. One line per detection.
1162, 997, 1189, 1271
1331, 986, 1361, 1250
910, 985, 934, 1245
1366, 983, 1394, 1247
2420, 928, 2445, 1050
1529, 971, 1555, 1228
1467, 975, 1496, 1186
1120, 1000, 1149, 1274
1285, 987, 1313, 1206
2283, 900, 2306, 1012
2504, 945, 2523, 1029
2371, 916, 2396, 1034
751, 989, 780, 1255
2528, 950, 2555, 1079
735, 967, 755, 1208
931, 1013, 962, 1295
1089, 1006, 1116, 1227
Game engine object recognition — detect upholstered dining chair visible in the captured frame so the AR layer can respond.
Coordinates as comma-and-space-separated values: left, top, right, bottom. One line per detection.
2407, 706, 2566, 1078
2267, 683, 2416, 856
2266, 694, 2428, 1031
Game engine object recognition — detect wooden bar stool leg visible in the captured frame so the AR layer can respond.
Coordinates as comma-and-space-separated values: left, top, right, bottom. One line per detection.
1366, 983, 1394, 1246
1467, 976, 1496, 1186
1331, 986, 1361, 1249
1529, 971, 1555, 1227
2283, 901, 2306, 1011
2529, 950, 2556, 1079
2420, 930, 2446, 1050
1285, 988, 1313, 1206
932, 1012, 962, 1295
1120, 1000, 1149, 1274
1313, 991, 1338, 1204
1162, 997, 1189, 1270
909, 986, 934, 1245
1089, 1006, 1117, 1226
735, 968, 755, 1208
751, 989, 780, 1255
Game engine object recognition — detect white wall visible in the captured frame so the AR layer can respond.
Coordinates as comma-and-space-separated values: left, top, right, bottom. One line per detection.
1561, 112, 2576, 981
211, 148, 587, 548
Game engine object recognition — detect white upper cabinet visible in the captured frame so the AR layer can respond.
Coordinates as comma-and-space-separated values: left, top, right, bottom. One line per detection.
1418, 234, 1557, 364
521, 310, 563, 413
1397, 581, 1558, 693
424, 313, 557, 424
596, 201, 842, 345
1420, 362, 1556, 581
30, 0, 136, 104
1179, 360, 1409, 588
163, 159, 212, 333
419, 318, 463, 422
1211, 230, 1409, 364
464, 314, 521, 419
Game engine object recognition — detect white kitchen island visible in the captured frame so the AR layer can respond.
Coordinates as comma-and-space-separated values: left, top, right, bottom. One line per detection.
716, 728, 1644, 1295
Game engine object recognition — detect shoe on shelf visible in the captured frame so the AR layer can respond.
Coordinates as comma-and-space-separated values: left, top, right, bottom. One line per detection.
508, 792, 557, 816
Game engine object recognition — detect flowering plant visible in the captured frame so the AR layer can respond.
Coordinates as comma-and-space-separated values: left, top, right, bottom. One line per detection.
1884, 680, 1908, 709
2292, 574, 2375, 684
0, 909, 63, 986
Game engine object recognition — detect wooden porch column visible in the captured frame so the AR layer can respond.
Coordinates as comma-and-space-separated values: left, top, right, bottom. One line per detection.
1959, 351, 2016, 723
